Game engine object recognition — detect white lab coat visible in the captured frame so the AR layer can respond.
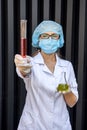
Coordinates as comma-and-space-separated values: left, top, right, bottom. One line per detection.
17, 52, 78, 130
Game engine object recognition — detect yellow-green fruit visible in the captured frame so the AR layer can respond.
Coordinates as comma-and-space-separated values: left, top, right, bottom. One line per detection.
57, 84, 69, 92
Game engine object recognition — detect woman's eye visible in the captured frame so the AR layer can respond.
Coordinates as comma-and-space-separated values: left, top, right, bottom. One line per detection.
41, 34, 48, 38
43, 35, 47, 37
52, 34, 60, 39
52, 34, 58, 37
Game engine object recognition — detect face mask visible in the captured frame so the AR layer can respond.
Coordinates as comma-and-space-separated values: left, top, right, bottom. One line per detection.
39, 38, 60, 54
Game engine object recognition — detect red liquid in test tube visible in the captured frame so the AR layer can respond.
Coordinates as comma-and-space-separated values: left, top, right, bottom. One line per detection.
20, 20, 27, 58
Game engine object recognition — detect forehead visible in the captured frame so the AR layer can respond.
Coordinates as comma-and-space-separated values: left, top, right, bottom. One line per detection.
44, 32, 56, 35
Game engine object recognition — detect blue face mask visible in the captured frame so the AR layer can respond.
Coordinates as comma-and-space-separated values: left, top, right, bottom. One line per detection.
39, 38, 60, 54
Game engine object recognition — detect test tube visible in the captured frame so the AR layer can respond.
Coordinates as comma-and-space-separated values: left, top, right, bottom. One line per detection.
20, 20, 27, 58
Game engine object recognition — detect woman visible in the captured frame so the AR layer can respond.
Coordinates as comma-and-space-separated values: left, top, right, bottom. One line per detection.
14, 20, 79, 130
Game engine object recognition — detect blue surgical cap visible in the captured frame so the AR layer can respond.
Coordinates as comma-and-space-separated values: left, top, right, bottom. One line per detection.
32, 20, 64, 48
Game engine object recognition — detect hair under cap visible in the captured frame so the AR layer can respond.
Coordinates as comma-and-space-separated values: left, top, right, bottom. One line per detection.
32, 20, 64, 48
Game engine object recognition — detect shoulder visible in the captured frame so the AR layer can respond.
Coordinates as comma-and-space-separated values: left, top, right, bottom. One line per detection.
60, 58, 71, 65
57, 55, 72, 67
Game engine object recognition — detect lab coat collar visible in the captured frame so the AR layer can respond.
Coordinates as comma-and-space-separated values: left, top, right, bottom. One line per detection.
33, 52, 68, 67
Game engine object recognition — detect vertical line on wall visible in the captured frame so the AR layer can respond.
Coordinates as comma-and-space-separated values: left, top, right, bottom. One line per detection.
7, 0, 14, 129
55, 0, 62, 23
43, 0, 50, 20
76, 0, 86, 130
65, 0, 73, 60
0, 0, 2, 129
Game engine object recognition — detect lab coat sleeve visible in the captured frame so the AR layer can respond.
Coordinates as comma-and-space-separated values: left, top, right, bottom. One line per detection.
16, 67, 31, 91
68, 62, 79, 101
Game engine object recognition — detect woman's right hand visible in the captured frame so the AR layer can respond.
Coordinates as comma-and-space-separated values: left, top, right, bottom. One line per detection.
14, 54, 32, 76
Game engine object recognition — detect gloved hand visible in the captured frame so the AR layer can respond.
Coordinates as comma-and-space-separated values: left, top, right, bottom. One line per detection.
14, 54, 32, 76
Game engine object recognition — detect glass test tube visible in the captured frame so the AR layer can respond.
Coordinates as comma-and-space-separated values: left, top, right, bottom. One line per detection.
20, 20, 27, 58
